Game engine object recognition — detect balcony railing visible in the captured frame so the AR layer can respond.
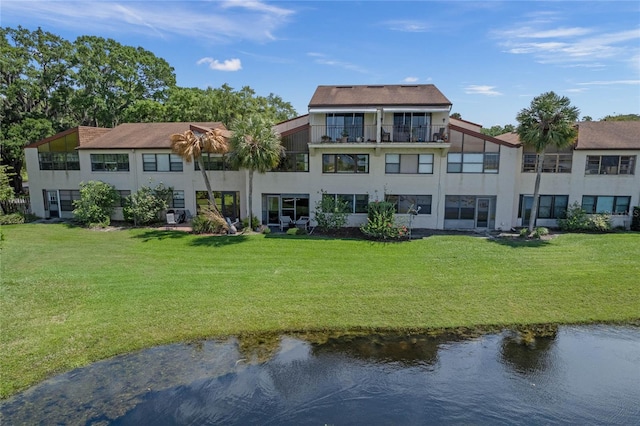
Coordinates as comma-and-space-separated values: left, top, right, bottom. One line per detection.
310, 125, 448, 143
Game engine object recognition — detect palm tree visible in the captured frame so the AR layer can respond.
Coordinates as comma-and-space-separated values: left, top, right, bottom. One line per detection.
228, 115, 284, 225
516, 92, 579, 233
170, 127, 228, 214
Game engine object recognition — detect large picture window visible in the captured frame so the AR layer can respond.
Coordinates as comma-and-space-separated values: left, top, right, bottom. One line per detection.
322, 154, 369, 173
196, 191, 240, 219
90, 154, 129, 172
518, 195, 568, 219
385, 154, 433, 174
142, 154, 183, 172
38, 152, 80, 171
385, 195, 432, 214
195, 154, 238, 171
445, 195, 476, 220
523, 153, 572, 173
585, 156, 635, 175
274, 153, 309, 172
582, 196, 631, 215
322, 193, 369, 213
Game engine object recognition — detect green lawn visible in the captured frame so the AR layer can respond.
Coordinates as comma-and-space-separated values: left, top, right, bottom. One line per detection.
1, 224, 639, 398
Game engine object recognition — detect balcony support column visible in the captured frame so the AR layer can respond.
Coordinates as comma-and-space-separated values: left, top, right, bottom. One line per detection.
376, 108, 383, 143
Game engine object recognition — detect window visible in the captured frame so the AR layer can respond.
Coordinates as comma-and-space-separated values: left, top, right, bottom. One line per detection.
322, 154, 369, 173
323, 193, 369, 213
585, 156, 635, 175
195, 154, 238, 171
447, 153, 499, 173
142, 154, 183, 172
518, 195, 568, 219
385, 154, 433, 174
385, 195, 432, 214
59, 190, 81, 211
196, 191, 240, 219
90, 154, 129, 172
170, 190, 185, 208
325, 113, 364, 142
274, 153, 309, 172
393, 112, 431, 142
114, 190, 131, 207
522, 153, 573, 173
38, 152, 80, 171
582, 196, 631, 215
445, 196, 476, 220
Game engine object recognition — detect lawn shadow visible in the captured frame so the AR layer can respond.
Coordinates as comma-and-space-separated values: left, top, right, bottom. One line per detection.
133, 229, 192, 242
189, 234, 249, 247
484, 236, 551, 248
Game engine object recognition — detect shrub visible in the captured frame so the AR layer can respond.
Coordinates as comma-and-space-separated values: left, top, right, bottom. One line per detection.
73, 181, 119, 227
360, 201, 408, 240
631, 206, 640, 231
242, 215, 260, 230
123, 184, 171, 225
558, 202, 611, 232
286, 227, 299, 235
0, 213, 25, 225
519, 228, 529, 238
262, 226, 271, 235
191, 205, 227, 234
532, 226, 549, 239
314, 190, 350, 233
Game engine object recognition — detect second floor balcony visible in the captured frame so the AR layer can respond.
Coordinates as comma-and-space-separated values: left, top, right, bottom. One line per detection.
310, 124, 449, 144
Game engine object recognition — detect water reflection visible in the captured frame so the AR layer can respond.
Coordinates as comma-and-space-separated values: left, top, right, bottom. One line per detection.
1, 326, 639, 425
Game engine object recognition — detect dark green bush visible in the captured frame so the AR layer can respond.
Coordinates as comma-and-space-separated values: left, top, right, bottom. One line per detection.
360, 201, 408, 240
558, 202, 611, 232
631, 206, 640, 231
123, 184, 171, 225
73, 181, 119, 227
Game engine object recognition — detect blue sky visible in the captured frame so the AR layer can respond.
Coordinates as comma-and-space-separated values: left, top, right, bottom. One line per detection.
3, 1, 639, 126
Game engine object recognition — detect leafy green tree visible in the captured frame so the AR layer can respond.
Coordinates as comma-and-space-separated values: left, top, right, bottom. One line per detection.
170, 128, 228, 214
314, 191, 351, 233
73, 181, 119, 227
601, 114, 639, 121
0, 165, 15, 214
123, 184, 172, 225
481, 124, 515, 137
228, 115, 283, 222
71, 35, 176, 127
516, 92, 579, 233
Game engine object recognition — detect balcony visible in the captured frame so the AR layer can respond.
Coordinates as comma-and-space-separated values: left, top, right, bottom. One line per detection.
310, 124, 449, 144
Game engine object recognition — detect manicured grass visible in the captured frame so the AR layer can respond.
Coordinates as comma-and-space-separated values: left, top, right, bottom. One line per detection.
1, 224, 639, 398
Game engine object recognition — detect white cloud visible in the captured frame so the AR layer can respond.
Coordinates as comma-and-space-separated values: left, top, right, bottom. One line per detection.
385, 20, 430, 33
1, 1, 295, 43
464, 85, 502, 96
578, 80, 640, 86
403, 77, 419, 83
197, 57, 242, 72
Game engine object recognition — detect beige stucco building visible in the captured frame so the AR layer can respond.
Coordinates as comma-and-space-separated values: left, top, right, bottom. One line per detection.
24, 84, 640, 230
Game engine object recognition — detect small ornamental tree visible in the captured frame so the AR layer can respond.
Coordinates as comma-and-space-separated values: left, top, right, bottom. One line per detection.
360, 201, 408, 240
313, 190, 350, 233
73, 181, 119, 227
123, 184, 172, 225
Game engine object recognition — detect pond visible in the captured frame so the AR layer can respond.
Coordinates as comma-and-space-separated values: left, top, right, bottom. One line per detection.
1, 325, 639, 425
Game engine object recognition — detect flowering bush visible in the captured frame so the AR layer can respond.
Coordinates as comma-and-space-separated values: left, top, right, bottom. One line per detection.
360, 201, 408, 240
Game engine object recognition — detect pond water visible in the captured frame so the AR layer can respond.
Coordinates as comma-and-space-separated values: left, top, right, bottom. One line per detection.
2, 325, 639, 425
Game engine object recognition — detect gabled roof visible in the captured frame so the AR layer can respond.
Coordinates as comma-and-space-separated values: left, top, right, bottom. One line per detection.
494, 121, 640, 150
77, 122, 227, 150
308, 85, 451, 108
449, 124, 520, 148
25, 126, 112, 149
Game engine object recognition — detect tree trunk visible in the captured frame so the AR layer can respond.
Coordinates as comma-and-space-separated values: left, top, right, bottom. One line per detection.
528, 150, 544, 233
197, 154, 221, 215
247, 169, 254, 226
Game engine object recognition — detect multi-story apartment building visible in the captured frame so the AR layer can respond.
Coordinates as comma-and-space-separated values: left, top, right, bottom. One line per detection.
24, 84, 640, 230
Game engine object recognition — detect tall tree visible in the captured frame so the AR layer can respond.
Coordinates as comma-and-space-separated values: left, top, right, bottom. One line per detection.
228, 115, 283, 223
170, 128, 228, 214
516, 92, 579, 233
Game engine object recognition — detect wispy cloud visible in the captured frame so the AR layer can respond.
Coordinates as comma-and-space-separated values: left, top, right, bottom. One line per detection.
578, 80, 640, 86
403, 77, 419, 83
493, 16, 640, 68
307, 52, 369, 74
464, 85, 502, 96
197, 57, 242, 72
385, 20, 430, 33
1, 1, 295, 43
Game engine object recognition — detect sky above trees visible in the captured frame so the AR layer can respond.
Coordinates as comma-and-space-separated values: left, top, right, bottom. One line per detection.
2, 1, 639, 127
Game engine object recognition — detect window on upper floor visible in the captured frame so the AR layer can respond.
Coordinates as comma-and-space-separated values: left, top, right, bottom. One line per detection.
194, 154, 239, 171
447, 132, 500, 173
37, 131, 80, 170
585, 156, 635, 175
90, 154, 129, 172
385, 154, 433, 174
392, 113, 432, 142
582, 195, 631, 215
274, 153, 309, 172
325, 113, 364, 142
522, 153, 573, 173
142, 154, 183, 172
322, 193, 369, 213
322, 154, 369, 173
385, 194, 432, 214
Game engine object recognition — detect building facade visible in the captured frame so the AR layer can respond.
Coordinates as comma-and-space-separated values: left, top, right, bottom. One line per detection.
24, 85, 640, 230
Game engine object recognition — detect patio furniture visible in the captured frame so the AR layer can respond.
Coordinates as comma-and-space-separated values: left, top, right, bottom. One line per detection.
381, 128, 391, 142
166, 213, 177, 229
279, 215, 292, 231
433, 127, 446, 142
295, 216, 310, 231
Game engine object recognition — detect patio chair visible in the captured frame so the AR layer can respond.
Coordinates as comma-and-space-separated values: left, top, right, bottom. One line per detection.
279, 215, 292, 231
295, 216, 310, 231
165, 212, 177, 229
381, 128, 391, 142
433, 127, 446, 142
